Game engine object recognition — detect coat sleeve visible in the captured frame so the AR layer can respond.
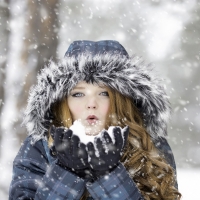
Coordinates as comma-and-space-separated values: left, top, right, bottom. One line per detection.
9, 136, 86, 200
86, 163, 144, 200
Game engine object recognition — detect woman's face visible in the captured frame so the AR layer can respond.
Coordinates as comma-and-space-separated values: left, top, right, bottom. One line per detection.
67, 81, 110, 135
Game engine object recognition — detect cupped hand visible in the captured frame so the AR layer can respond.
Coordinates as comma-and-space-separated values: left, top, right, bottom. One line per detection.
50, 126, 89, 170
87, 126, 129, 177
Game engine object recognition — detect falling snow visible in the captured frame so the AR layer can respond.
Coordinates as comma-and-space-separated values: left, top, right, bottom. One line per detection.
0, 0, 200, 199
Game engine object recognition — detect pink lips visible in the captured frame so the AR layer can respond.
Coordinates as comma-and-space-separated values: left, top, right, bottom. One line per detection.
86, 115, 98, 124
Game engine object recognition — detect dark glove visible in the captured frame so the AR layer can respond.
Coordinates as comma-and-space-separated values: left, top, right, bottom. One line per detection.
87, 126, 129, 178
50, 126, 89, 170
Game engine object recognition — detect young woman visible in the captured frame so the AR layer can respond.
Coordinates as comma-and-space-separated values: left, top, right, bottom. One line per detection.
9, 40, 181, 200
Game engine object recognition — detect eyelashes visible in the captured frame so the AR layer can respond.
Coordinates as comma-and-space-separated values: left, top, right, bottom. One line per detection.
71, 93, 84, 97
100, 91, 109, 96
70, 91, 109, 97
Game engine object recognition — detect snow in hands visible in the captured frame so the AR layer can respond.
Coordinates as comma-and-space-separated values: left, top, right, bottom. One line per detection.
69, 120, 128, 146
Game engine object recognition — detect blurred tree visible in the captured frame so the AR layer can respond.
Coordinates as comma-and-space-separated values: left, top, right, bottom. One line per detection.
0, 0, 10, 157
165, 2, 200, 168
15, 0, 60, 142
0, 0, 60, 195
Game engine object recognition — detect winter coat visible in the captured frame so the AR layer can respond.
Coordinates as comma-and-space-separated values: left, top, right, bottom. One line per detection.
9, 135, 176, 200
9, 40, 178, 199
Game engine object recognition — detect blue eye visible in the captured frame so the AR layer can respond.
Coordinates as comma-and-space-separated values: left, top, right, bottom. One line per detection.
100, 91, 109, 96
71, 93, 84, 97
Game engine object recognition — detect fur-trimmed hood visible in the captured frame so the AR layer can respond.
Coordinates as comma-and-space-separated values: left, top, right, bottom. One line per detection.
23, 40, 171, 143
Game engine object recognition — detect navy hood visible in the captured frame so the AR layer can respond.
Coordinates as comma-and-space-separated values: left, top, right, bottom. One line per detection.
23, 40, 171, 143
64, 40, 129, 58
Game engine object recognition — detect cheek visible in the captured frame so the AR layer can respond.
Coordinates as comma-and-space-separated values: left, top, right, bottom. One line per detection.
101, 102, 110, 116
70, 105, 83, 117
67, 100, 83, 119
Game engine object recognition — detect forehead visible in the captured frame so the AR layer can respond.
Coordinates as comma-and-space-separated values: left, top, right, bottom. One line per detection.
73, 81, 106, 89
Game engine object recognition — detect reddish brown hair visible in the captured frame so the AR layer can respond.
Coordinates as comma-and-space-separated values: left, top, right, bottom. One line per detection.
50, 86, 181, 200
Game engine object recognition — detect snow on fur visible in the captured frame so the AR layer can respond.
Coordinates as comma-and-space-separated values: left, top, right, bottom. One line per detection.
23, 54, 171, 143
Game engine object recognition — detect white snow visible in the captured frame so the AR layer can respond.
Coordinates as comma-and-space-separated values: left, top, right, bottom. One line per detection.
177, 168, 200, 200
0, 0, 199, 199
69, 120, 97, 144
69, 120, 126, 145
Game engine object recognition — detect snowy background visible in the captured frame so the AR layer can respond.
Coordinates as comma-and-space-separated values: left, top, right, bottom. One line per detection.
0, 0, 200, 199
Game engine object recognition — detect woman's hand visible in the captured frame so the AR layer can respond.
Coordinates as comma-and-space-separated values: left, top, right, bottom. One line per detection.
50, 126, 89, 170
87, 126, 129, 177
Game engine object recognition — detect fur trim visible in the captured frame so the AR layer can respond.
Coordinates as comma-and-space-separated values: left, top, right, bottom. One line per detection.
23, 54, 171, 143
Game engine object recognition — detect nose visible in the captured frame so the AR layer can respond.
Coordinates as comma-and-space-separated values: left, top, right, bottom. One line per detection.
86, 98, 98, 109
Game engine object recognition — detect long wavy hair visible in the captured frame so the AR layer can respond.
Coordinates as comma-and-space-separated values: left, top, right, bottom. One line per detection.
49, 85, 181, 200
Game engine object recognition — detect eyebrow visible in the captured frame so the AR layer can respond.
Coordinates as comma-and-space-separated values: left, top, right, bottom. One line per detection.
72, 87, 85, 90
72, 86, 106, 90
